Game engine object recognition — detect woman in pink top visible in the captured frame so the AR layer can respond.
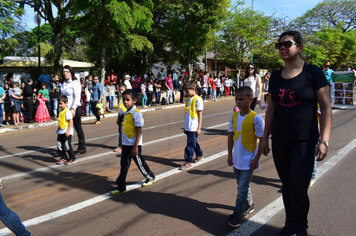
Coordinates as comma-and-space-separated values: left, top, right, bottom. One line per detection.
165, 74, 173, 104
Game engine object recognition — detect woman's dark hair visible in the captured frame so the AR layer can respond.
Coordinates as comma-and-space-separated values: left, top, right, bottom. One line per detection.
245, 63, 258, 79
62, 65, 77, 80
278, 31, 303, 45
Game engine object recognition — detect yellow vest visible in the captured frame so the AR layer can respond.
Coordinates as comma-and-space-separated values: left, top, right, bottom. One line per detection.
122, 108, 140, 139
118, 97, 127, 113
232, 111, 257, 152
58, 107, 69, 130
185, 95, 200, 119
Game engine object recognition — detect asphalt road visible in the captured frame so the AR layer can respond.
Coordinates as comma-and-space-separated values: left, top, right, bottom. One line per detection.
0, 97, 355, 236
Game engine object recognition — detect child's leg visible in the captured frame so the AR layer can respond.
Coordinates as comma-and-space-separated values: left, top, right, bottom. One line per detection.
118, 114, 124, 147
233, 167, 253, 218
115, 145, 132, 191
194, 137, 204, 157
131, 146, 155, 180
57, 134, 68, 160
184, 131, 197, 163
64, 135, 75, 160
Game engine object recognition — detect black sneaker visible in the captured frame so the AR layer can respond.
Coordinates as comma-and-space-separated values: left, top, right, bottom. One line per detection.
227, 213, 241, 228
242, 203, 254, 218
296, 232, 307, 236
277, 226, 297, 236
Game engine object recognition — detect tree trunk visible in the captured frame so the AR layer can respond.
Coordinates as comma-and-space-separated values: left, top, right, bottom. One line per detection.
100, 38, 107, 104
53, 27, 63, 73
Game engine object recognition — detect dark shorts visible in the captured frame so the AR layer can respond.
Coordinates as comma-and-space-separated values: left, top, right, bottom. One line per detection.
13, 100, 21, 112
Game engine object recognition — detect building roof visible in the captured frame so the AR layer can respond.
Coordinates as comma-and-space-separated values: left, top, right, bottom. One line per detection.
0, 56, 94, 68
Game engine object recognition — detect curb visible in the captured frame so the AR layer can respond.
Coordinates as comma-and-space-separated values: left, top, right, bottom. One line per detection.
0, 96, 234, 134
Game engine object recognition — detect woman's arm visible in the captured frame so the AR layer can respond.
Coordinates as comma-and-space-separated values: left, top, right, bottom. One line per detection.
315, 85, 332, 161
262, 93, 274, 156
256, 74, 262, 103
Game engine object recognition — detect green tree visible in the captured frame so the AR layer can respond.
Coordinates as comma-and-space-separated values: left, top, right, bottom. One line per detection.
303, 27, 356, 67
78, 0, 153, 86
218, 6, 270, 75
164, 0, 229, 79
291, 0, 356, 34
0, 0, 24, 58
21, 0, 82, 71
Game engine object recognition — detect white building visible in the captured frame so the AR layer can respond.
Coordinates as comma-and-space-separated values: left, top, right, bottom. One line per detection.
0, 56, 94, 83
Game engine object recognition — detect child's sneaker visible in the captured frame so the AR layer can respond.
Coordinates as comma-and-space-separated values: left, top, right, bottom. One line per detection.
109, 188, 126, 196
227, 213, 241, 228
56, 159, 66, 165
194, 155, 204, 163
65, 159, 77, 165
10, 101, 14, 107
142, 178, 156, 187
113, 147, 122, 152
242, 203, 254, 217
179, 162, 193, 170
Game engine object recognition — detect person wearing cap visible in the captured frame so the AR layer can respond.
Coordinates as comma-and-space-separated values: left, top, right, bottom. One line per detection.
157, 67, 166, 81
52, 74, 62, 120
124, 74, 132, 89
323, 61, 333, 103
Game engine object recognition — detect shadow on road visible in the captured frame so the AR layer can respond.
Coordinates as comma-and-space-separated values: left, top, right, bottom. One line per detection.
114, 190, 235, 236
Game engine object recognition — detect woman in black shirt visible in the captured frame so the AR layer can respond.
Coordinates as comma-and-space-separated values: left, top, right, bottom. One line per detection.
262, 31, 332, 236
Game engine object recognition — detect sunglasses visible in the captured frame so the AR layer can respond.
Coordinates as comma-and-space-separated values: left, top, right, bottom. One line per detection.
275, 41, 298, 50
248, 67, 254, 70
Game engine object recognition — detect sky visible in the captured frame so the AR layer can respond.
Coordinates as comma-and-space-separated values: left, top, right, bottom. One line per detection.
21, 0, 323, 31
234, 0, 322, 20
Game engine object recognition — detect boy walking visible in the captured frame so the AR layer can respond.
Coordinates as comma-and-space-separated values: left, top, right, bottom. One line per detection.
114, 84, 127, 152
110, 89, 155, 195
180, 81, 204, 170
56, 95, 77, 165
227, 86, 264, 227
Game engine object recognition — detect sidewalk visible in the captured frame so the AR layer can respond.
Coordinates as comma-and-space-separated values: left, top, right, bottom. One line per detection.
0, 96, 234, 134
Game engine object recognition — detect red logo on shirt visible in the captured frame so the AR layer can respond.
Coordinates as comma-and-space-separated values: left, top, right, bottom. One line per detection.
276, 89, 301, 107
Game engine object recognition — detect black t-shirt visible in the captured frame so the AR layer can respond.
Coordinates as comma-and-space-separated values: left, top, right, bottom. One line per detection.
53, 84, 61, 98
269, 63, 329, 141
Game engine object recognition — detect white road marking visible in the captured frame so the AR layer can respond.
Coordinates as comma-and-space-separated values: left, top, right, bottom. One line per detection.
228, 137, 356, 236
1, 122, 229, 181
0, 151, 228, 235
0, 111, 232, 160
0, 107, 346, 235
1, 134, 354, 235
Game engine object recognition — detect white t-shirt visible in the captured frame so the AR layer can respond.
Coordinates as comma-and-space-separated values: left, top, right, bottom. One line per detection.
106, 85, 116, 96
122, 106, 144, 146
184, 96, 204, 131
228, 112, 264, 170
244, 76, 259, 98
57, 109, 74, 136
61, 79, 82, 109
124, 79, 132, 89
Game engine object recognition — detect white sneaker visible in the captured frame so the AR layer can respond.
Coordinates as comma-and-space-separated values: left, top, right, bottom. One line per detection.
309, 179, 315, 187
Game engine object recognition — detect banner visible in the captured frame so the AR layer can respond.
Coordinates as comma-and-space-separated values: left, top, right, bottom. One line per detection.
333, 72, 354, 106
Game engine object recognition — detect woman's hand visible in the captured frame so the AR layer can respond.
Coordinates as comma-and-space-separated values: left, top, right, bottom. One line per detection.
262, 138, 270, 156
315, 143, 327, 161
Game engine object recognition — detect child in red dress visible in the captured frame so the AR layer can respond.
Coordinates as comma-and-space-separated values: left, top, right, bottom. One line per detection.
34, 93, 51, 122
